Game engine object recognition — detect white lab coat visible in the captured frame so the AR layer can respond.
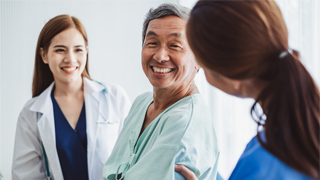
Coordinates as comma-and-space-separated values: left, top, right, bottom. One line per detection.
12, 77, 131, 180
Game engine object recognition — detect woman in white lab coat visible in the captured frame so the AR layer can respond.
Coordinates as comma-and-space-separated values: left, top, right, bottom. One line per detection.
12, 15, 131, 180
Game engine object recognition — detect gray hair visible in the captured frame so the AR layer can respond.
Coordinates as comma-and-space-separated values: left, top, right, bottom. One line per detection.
142, 3, 190, 44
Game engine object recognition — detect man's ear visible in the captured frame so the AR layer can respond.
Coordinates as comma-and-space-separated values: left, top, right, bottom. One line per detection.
40, 48, 48, 64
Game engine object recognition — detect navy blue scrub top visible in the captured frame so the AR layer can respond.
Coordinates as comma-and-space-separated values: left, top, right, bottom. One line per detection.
51, 92, 89, 180
229, 131, 312, 180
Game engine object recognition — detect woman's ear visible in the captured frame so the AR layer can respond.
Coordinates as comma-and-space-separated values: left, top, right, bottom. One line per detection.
195, 61, 201, 72
232, 80, 242, 90
40, 48, 48, 64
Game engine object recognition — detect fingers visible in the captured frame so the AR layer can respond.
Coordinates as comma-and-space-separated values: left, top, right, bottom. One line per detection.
175, 165, 198, 180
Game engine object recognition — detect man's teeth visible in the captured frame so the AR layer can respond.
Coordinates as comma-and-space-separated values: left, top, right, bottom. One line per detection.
152, 67, 173, 73
62, 67, 77, 71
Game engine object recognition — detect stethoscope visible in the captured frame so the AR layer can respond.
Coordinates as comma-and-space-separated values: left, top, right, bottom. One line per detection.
42, 143, 51, 180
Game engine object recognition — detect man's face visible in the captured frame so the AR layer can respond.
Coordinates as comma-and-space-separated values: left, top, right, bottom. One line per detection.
141, 16, 199, 90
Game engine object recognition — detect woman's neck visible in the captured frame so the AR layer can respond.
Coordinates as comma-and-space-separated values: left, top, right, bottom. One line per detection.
54, 77, 83, 97
242, 78, 269, 112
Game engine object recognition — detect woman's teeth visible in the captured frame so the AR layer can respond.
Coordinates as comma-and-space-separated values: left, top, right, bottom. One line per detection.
62, 67, 77, 71
152, 67, 173, 73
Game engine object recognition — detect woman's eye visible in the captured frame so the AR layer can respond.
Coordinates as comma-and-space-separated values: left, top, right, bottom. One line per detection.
76, 49, 83, 52
55, 49, 65, 52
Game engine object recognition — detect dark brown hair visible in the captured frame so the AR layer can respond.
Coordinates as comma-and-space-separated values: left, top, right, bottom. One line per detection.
32, 15, 91, 97
187, 1, 319, 179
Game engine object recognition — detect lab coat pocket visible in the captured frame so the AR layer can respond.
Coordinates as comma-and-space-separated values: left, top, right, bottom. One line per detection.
98, 121, 120, 164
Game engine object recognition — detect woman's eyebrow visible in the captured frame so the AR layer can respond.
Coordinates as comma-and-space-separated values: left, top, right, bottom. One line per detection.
53, 45, 84, 48
53, 45, 67, 48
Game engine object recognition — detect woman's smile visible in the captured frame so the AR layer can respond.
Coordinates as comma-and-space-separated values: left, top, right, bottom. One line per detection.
61, 66, 79, 74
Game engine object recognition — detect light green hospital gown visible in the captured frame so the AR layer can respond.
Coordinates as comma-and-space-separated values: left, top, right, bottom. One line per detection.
103, 92, 219, 180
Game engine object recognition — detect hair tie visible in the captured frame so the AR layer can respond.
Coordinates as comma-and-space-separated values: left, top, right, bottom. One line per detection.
279, 49, 293, 59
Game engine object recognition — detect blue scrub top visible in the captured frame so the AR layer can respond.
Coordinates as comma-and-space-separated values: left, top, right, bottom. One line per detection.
51, 93, 89, 180
229, 132, 312, 180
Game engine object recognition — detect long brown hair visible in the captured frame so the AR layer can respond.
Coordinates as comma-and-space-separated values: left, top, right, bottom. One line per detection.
187, 1, 319, 179
32, 15, 91, 97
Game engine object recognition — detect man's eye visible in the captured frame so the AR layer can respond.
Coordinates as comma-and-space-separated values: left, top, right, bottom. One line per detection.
171, 44, 181, 48
147, 42, 157, 45
76, 49, 83, 52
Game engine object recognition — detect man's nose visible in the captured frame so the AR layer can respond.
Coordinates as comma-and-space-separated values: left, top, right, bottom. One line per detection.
153, 47, 170, 63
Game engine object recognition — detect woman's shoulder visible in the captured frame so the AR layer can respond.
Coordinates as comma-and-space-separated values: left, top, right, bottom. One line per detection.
20, 97, 39, 114
91, 80, 130, 102
17, 97, 40, 127
93, 81, 126, 96
230, 134, 312, 180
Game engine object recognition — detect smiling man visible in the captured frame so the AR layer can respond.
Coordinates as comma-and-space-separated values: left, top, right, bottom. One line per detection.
103, 4, 219, 180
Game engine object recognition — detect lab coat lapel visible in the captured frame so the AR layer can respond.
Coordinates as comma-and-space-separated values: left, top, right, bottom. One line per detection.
83, 78, 108, 178
30, 82, 64, 180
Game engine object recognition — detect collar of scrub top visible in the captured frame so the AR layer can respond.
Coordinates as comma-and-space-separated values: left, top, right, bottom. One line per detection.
29, 77, 115, 124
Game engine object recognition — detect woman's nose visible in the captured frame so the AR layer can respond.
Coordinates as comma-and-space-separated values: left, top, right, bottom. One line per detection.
64, 51, 77, 63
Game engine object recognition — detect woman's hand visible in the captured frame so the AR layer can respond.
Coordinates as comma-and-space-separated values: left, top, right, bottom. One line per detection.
175, 165, 198, 180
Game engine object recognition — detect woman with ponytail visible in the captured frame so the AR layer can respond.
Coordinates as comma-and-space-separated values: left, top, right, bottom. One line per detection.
175, 0, 319, 179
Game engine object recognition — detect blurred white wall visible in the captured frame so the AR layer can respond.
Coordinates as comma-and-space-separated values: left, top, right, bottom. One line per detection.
0, 0, 178, 179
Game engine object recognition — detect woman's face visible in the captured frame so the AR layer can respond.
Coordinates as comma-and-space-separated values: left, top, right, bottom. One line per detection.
202, 66, 243, 97
41, 27, 87, 85
141, 16, 199, 90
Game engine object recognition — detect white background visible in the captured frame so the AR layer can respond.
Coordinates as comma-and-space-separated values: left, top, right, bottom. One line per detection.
1, 0, 319, 180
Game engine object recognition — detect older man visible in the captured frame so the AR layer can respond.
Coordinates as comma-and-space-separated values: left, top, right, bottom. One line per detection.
103, 4, 219, 180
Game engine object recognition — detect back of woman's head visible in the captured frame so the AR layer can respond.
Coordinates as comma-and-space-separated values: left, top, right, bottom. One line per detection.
187, 0, 319, 179
32, 15, 91, 97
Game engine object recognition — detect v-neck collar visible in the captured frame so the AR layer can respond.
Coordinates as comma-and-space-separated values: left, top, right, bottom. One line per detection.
50, 91, 85, 131
132, 93, 201, 154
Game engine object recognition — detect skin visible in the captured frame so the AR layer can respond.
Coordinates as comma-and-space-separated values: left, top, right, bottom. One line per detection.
175, 164, 197, 180
40, 27, 88, 129
140, 15, 200, 134
202, 66, 267, 100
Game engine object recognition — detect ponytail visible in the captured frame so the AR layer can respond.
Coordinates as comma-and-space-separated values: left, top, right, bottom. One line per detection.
252, 50, 320, 179
187, 1, 319, 178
